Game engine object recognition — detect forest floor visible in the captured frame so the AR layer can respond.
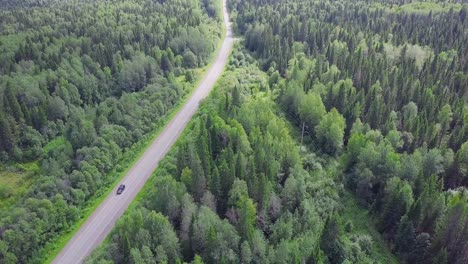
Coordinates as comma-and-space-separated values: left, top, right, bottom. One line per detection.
0, 161, 39, 209
340, 191, 400, 264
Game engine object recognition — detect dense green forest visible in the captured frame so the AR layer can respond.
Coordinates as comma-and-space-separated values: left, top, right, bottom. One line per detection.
88, 46, 394, 264
0, 0, 222, 263
1, 0, 467, 263
228, 0, 468, 263
89, 0, 467, 263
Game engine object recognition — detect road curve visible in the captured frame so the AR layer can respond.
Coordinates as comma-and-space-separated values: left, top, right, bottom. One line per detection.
52, 1, 233, 263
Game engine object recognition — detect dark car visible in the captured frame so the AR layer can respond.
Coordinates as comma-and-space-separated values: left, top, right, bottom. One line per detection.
116, 184, 126, 195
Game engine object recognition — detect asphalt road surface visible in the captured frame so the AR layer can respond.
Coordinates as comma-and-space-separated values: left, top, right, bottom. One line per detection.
52, 1, 233, 263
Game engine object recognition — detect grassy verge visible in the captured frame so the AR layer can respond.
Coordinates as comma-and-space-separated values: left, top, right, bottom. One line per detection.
41, 11, 227, 264
340, 191, 400, 264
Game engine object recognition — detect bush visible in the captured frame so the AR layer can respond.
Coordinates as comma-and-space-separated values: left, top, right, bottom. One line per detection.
345, 221, 353, 233
185, 70, 197, 83
183, 50, 198, 68
0, 185, 13, 199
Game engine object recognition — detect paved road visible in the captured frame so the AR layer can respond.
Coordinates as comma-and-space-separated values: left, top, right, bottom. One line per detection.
52, 1, 233, 263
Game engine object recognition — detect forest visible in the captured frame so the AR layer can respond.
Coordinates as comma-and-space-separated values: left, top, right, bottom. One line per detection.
229, 0, 467, 262
0, 0, 222, 263
88, 46, 358, 264
89, 0, 467, 263
1, 0, 468, 263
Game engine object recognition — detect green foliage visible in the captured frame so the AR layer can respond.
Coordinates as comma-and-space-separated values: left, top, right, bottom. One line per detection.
2, 0, 467, 263
0, 0, 222, 262
298, 91, 326, 129
315, 108, 346, 156
88, 55, 357, 264
340, 192, 399, 264
91, 208, 180, 264
0, 161, 38, 207
397, 2, 465, 14
229, 0, 468, 263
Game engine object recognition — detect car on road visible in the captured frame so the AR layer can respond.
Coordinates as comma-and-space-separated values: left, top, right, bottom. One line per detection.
116, 184, 126, 195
